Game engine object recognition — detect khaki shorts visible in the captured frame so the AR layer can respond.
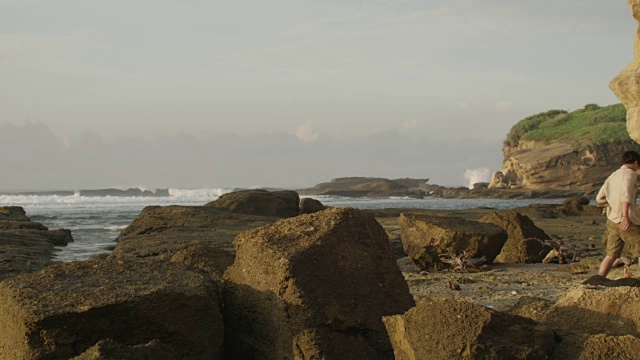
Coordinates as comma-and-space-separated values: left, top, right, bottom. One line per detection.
605, 219, 640, 258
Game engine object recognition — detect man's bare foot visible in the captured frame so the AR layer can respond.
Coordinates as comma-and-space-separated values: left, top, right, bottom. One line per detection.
614, 273, 633, 280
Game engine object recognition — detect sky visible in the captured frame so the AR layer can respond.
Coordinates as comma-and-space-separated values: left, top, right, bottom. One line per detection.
0, 0, 636, 190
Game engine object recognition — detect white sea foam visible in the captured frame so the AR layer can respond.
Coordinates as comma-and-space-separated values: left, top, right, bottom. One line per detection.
168, 188, 232, 198
464, 168, 491, 189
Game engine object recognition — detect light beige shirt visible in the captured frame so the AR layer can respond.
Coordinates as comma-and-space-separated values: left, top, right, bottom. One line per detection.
596, 165, 640, 225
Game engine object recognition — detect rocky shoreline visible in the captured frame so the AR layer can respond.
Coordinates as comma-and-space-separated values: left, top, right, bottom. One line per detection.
297, 176, 594, 200
0, 189, 636, 359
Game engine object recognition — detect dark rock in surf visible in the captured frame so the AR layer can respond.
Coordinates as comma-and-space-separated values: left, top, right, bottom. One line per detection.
0, 206, 74, 281
205, 189, 300, 218
299, 197, 326, 214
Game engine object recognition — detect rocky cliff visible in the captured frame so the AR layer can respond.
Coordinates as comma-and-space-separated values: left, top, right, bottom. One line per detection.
493, 104, 640, 192
610, 0, 640, 143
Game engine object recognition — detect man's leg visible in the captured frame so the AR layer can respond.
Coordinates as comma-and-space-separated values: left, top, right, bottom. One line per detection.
598, 255, 616, 276
602, 220, 624, 278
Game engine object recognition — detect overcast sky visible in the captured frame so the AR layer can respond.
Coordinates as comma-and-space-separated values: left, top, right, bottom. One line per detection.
0, 0, 636, 190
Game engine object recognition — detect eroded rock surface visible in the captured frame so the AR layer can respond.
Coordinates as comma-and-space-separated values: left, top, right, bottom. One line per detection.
112, 205, 277, 277
223, 207, 415, 359
399, 214, 507, 270
383, 300, 555, 360
542, 286, 640, 337
299, 197, 326, 214
479, 209, 551, 263
0, 206, 74, 280
0, 259, 223, 360
610, 0, 640, 143
72, 339, 176, 360
205, 189, 300, 218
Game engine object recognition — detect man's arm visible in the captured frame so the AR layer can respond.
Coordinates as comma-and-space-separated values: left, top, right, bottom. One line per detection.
621, 201, 631, 231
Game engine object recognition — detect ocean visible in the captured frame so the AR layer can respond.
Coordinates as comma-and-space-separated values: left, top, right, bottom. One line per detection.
0, 188, 566, 262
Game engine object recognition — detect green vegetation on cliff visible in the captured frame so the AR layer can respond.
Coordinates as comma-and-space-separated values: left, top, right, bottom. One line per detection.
504, 103, 629, 148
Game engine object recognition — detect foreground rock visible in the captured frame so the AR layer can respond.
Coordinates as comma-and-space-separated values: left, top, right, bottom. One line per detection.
479, 209, 552, 263
610, 0, 640, 143
223, 207, 415, 359
0, 259, 222, 359
399, 214, 507, 270
383, 300, 555, 360
541, 286, 640, 337
72, 339, 176, 360
205, 189, 300, 218
112, 205, 277, 277
0, 206, 73, 280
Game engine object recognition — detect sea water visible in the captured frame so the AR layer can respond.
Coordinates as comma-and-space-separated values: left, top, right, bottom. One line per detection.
0, 188, 565, 262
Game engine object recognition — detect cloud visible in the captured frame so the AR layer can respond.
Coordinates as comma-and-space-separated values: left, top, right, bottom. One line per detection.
492, 100, 514, 113
400, 119, 418, 129
295, 121, 319, 142
459, 102, 469, 111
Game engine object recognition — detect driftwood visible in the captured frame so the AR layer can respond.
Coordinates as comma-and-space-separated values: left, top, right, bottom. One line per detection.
439, 251, 487, 272
539, 240, 583, 264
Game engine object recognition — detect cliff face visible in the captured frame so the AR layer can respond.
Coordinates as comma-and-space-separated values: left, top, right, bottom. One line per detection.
610, 0, 640, 143
495, 140, 640, 191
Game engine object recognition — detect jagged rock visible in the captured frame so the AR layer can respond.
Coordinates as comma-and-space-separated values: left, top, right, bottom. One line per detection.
610, 0, 640, 143
0, 259, 223, 360
223, 207, 415, 359
112, 205, 276, 268
299, 197, 327, 214
383, 300, 555, 360
541, 286, 640, 337
479, 209, 552, 263
0, 206, 74, 281
205, 189, 300, 218
488, 171, 509, 189
399, 214, 507, 271
72, 339, 176, 360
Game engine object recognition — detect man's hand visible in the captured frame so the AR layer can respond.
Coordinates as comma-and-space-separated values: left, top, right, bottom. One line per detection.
621, 216, 631, 231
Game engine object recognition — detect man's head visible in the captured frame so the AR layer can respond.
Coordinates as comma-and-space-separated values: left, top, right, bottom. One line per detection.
622, 151, 640, 167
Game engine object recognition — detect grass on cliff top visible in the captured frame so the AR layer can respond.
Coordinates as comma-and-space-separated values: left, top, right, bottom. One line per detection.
504, 103, 630, 148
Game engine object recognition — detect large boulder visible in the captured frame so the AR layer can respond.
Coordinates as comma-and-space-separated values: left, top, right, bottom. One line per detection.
0, 206, 74, 281
610, 0, 640, 143
223, 207, 415, 359
112, 205, 277, 277
0, 259, 223, 359
399, 214, 507, 270
383, 300, 555, 360
299, 197, 327, 215
479, 209, 552, 263
541, 286, 640, 337
205, 189, 300, 218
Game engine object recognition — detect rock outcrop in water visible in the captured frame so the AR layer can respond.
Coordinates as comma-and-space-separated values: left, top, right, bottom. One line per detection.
0, 206, 73, 280
610, 0, 640, 144
205, 189, 300, 218
298, 177, 428, 198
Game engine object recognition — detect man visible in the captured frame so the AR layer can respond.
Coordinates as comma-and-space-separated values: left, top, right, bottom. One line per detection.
596, 150, 640, 278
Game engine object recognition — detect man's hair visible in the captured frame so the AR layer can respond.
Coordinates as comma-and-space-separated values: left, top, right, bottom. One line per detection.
622, 151, 640, 164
